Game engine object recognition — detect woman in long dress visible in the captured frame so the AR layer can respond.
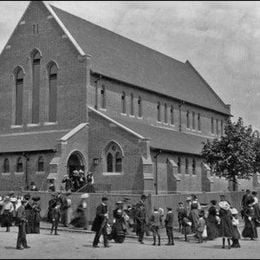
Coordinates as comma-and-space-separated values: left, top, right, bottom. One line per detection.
218, 195, 233, 249
206, 200, 219, 240
242, 197, 258, 240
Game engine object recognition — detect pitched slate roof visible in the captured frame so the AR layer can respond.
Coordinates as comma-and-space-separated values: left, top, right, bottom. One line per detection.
89, 108, 210, 155
49, 4, 230, 116
0, 130, 69, 153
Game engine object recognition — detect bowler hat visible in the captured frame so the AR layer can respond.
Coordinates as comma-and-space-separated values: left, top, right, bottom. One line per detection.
32, 196, 40, 201
24, 193, 31, 200
102, 196, 108, 201
141, 194, 147, 200
167, 207, 172, 210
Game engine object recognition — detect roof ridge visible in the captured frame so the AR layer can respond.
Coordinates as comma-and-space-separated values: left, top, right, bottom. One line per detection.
50, 3, 184, 66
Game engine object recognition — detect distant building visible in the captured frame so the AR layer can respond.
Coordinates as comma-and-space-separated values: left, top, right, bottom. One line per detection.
0, 1, 254, 193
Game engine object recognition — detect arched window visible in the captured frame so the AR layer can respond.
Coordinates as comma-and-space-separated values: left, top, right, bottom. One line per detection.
16, 157, 23, 172
107, 153, 113, 172
48, 62, 58, 122
177, 157, 181, 173
192, 111, 195, 129
130, 93, 134, 115
115, 152, 122, 172
3, 158, 10, 173
185, 158, 189, 174
121, 92, 126, 114
37, 156, 44, 172
198, 113, 201, 131
170, 105, 174, 125
186, 111, 190, 128
211, 117, 214, 133
164, 103, 168, 123
192, 158, 196, 175
105, 142, 123, 173
15, 68, 24, 125
138, 96, 142, 117
157, 102, 161, 122
101, 85, 106, 109
32, 50, 41, 123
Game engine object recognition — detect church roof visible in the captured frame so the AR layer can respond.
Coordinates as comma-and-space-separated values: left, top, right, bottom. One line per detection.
89, 108, 210, 155
0, 130, 69, 153
49, 3, 230, 116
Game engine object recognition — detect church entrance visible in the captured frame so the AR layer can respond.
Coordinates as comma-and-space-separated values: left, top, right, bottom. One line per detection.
67, 152, 85, 176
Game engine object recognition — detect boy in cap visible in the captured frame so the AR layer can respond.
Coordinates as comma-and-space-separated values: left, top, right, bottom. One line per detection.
92, 197, 110, 248
149, 207, 163, 246
165, 207, 174, 245
16, 199, 30, 250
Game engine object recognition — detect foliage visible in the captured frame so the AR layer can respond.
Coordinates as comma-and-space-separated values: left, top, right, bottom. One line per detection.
201, 117, 256, 189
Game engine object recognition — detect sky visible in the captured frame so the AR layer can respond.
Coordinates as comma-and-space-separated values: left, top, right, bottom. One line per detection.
0, 1, 259, 129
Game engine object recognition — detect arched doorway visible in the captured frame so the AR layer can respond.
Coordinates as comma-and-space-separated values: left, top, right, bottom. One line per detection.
67, 151, 85, 178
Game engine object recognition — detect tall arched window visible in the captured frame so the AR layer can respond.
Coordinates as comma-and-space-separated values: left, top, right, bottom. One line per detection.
170, 105, 174, 125
37, 156, 44, 172
186, 111, 190, 128
15, 68, 24, 125
3, 158, 10, 173
115, 152, 122, 172
121, 92, 126, 114
16, 157, 23, 172
130, 93, 134, 115
138, 96, 142, 118
177, 157, 181, 173
198, 113, 201, 131
164, 103, 168, 123
192, 158, 196, 175
105, 142, 123, 173
157, 102, 161, 122
185, 158, 189, 174
32, 50, 41, 124
107, 153, 113, 172
101, 85, 106, 109
48, 62, 58, 122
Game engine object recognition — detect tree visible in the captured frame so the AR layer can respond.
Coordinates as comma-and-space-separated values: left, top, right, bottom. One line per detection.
201, 117, 256, 191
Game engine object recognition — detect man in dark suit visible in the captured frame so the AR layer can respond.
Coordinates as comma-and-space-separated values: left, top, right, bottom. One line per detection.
16, 199, 30, 250
91, 197, 110, 248
165, 207, 174, 245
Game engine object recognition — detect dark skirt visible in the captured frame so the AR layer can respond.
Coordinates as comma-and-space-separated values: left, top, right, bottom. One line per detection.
242, 218, 258, 238
206, 215, 219, 240
108, 219, 126, 243
219, 212, 233, 238
1, 211, 13, 227
232, 226, 241, 240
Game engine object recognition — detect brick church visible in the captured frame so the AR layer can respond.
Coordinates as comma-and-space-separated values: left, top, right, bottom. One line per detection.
0, 1, 256, 193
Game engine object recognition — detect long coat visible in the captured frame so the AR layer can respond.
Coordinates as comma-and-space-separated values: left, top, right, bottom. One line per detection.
218, 208, 233, 238
91, 204, 108, 232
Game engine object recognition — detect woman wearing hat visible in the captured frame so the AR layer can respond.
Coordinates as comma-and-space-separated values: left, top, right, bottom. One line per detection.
230, 208, 241, 248
1, 196, 14, 232
206, 200, 219, 240
242, 196, 258, 240
108, 201, 126, 243
218, 195, 233, 249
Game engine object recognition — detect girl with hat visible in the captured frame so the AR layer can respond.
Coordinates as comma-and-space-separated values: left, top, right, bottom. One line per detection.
1, 196, 14, 232
230, 208, 241, 248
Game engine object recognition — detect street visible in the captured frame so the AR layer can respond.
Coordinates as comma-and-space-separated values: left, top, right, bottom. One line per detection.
1, 227, 260, 259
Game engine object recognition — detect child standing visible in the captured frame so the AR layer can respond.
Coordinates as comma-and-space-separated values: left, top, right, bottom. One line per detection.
177, 202, 186, 232
164, 207, 174, 245
196, 210, 207, 243
149, 208, 163, 246
230, 208, 241, 248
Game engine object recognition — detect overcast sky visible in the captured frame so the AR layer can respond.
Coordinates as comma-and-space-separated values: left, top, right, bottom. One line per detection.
0, 1, 259, 129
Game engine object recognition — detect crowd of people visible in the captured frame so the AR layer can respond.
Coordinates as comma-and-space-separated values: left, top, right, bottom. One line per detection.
1, 189, 260, 250
61, 170, 95, 193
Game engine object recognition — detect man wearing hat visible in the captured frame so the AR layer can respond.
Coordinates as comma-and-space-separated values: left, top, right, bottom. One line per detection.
16, 199, 30, 250
165, 207, 174, 245
92, 197, 110, 248
31, 197, 41, 233
135, 199, 147, 244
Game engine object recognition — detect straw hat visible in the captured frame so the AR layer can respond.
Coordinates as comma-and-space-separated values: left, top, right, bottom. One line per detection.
230, 208, 238, 215
219, 201, 230, 211
80, 193, 89, 199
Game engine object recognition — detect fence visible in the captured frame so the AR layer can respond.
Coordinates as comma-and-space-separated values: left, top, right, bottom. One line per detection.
14, 189, 258, 227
